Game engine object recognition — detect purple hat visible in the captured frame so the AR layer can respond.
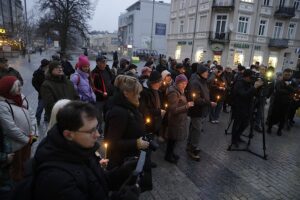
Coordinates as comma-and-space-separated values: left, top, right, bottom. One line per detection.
175, 74, 188, 84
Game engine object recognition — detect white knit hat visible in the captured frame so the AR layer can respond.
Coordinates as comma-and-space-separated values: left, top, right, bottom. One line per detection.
161, 70, 171, 80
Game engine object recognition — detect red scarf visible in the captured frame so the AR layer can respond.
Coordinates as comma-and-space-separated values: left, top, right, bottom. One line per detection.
0, 76, 23, 107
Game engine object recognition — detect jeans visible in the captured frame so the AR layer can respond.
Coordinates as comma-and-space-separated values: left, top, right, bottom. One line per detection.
210, 101, 223, 121
231, 116, 249, 144
188, 117, 205, 148
35, 99, 45, 122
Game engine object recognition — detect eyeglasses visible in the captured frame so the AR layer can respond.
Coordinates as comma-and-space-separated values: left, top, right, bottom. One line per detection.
54, 66, 63, 70
75, 124, 100, 135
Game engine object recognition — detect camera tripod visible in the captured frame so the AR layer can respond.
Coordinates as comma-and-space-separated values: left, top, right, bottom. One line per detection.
227, 88, 268, 160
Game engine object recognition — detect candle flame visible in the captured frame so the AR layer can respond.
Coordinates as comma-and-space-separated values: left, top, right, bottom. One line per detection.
146, 117, 151, 124
165, 103, 168, 108
192, 93, 196, 97
217, 95, 220, 100
104, 143, 108, 148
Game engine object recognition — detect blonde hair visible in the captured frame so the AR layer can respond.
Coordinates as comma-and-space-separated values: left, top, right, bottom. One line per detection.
114, 75, 142, 95
47, 99, 71, 132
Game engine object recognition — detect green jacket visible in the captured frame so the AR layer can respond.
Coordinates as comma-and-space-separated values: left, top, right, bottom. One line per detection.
41, 75, 79, 120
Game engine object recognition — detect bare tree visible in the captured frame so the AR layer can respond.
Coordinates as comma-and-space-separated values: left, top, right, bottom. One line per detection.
38, 0, 93, 52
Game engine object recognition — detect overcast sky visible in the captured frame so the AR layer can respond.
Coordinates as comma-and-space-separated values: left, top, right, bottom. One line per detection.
27, 0, 171, 32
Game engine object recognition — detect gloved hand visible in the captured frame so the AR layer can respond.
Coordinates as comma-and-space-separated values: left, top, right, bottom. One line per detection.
136, 137, 149, 150
111, 184, 140, 200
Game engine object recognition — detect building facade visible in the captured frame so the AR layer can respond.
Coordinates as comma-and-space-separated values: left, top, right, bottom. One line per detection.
167, 0, 300, 71
118, 0, 170, 55
0, 0, 23, 37
89, 33, 119, 53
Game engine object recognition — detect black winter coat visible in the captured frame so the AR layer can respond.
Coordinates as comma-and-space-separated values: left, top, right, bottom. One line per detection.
91, 66, 114, 102
139, 84, 163, 134
231, 79, 256, 119
188, 73, 211, 118
41, 75, 79, 120
33, 125, 135, 200
105, 90, 145, 168
32, 67, 46, 99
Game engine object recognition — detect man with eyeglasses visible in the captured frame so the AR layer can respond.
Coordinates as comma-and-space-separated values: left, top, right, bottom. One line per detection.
30, 101, 140, 200
41, 61, 79, 121
0, 57, 23, 84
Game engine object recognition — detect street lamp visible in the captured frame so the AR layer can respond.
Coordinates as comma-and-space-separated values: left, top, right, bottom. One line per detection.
23, 0, 30, 62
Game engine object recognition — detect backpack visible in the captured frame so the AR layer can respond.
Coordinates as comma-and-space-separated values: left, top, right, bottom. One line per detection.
10, 159, 88, 200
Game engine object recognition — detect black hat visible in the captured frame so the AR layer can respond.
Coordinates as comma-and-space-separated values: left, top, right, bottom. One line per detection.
243, 69, 253, 78
176, 63, 184, 69
41, 59, 50, 67
96, 55, 107, 62
148, 71, 162, 84
128, 63, 138, 70
145, 61, 154, 67
0, 57, 8, 63
197, 64, 209, 74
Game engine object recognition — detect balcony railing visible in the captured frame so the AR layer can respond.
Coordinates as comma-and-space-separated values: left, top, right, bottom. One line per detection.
212, 0, 234, 11
274, 6, 295, 19
209, 32, 230, 43
269, 38, 289, 49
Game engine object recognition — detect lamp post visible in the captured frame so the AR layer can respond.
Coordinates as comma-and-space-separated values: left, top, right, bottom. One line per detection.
23, 0, 30, 62
150, 0, 155, 50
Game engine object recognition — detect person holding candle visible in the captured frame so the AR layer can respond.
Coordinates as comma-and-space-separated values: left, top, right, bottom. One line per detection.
208, 65, 226, 124
165, 74, 194, 164
105, 75, 153, 191
187, 65, 216, 161
30, 101, 140, 200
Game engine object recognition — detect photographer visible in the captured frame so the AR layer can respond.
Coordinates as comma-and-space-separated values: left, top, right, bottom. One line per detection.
105, 75, 152, 192
32, 101, 140, 200
231, 69, 263, 147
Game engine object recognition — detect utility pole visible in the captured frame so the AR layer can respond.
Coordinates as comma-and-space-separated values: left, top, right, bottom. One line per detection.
24, 0, 30, 62
191, 0, 200, 62
150, 0, 155, 50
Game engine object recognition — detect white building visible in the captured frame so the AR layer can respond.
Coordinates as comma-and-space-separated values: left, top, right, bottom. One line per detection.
118, 0, 170, 55
167, 0, 300, 71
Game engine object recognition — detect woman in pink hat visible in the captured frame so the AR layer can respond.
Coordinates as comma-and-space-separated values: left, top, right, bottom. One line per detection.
70, 55, 96, 103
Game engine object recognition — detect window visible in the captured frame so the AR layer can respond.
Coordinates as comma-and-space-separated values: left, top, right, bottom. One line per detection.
294, 0, 300, 10
179, 20, 184, 33
180, 0, 186, 9
241, 0, 253, 2
170, 20, 175, 34
188, 17, 195, 33
215, 15, 227, 33
238, 16, 249, 34
273, 22, 283, 38
198, 15, 207, 32
263, 0, 270, 6
288, 23, 296, 39
258, 20, 267, 36
279, 0, 285, 7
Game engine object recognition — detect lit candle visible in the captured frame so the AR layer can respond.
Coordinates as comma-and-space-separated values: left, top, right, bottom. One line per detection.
217, 95, 220, 102
165, 103, 168, 109
163, 81, 166, 85
146, 117, 151, 124
192, 93, 196, 101
104, 143, 108, 159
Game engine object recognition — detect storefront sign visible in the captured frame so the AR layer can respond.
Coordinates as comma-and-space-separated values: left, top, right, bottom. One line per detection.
233, 43, 249, 49
211, 43, 224, 52
177, 41, 186, 45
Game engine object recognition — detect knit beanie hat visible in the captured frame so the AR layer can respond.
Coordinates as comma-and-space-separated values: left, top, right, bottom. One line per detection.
197, 64, 209, 75
148, 71, 162, 84
141, 67, 152, 75
0, 76, 22, 107
176, 63, 184, 69
175, 74, 188, 84
77, 55, 90, 69
161, 70, 171, 80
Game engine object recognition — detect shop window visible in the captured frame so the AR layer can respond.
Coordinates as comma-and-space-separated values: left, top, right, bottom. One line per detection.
175, 45, 182, 60
234, 50, 244, 65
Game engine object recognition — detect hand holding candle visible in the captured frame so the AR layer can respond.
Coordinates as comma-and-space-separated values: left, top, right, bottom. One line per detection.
216, 95, 220, 102
192, 93, 196, 101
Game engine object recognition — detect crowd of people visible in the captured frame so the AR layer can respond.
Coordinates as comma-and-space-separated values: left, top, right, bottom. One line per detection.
0, 52, 300, 199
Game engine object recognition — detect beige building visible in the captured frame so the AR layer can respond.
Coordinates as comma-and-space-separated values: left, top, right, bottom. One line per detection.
89, 33, 119, 53
167, 0, 300, 71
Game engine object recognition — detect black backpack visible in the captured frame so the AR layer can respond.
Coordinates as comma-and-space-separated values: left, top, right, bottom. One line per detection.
10, 159, 87, 200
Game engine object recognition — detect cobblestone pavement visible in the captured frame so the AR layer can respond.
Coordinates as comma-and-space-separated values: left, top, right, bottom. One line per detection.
10, 52, 300, 200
